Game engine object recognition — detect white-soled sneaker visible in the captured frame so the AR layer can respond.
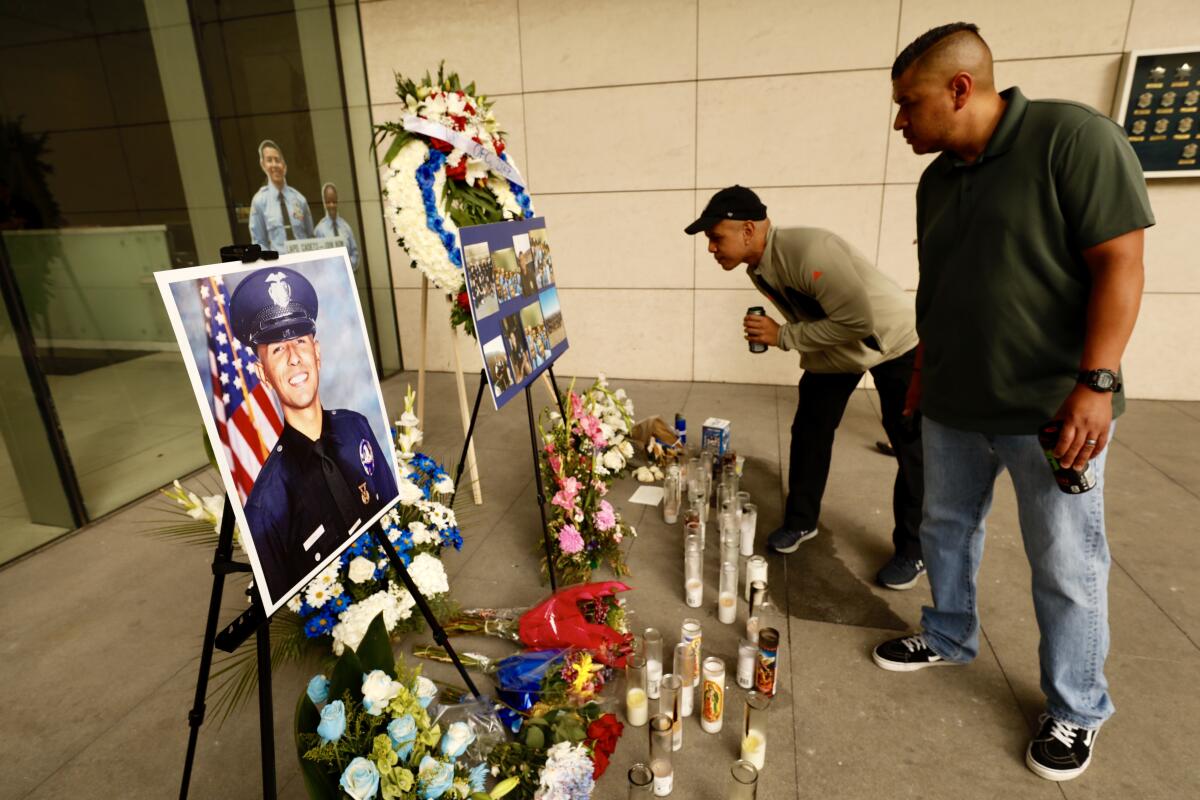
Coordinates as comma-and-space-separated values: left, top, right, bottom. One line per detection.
1026, 715, 1098, 781
872, 633, 962, 672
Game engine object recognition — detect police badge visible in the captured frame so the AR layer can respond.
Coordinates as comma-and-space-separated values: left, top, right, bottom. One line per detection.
359, 439, 375, 476
265, 272, 292, 308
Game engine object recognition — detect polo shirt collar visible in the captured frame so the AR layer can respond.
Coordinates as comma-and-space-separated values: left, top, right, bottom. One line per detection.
950, 86, 1028, 167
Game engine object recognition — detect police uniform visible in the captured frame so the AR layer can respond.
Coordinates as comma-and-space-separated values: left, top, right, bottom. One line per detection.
229, 267, 397, 600
249, 182, 315, 251
314, 214, 360, 271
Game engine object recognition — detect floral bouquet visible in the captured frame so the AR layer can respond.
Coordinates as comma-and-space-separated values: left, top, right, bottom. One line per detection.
296, 611, 517, 800
441, 582, 634, 668
375, 64, 534, 338
573, 376, 635, 480
539, 388, 636, 584
486, 707, 623, 800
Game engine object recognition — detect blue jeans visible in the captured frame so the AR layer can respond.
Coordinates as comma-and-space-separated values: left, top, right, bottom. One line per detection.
919, 416, 1114, 729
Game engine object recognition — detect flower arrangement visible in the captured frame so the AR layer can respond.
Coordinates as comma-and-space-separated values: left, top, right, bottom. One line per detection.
485, 706, 623, 800
441, 582, 634, 668
376, 64, 534, 338
286, 388, 462, 655
539, 380, 637, 584
296, 612, 518, 800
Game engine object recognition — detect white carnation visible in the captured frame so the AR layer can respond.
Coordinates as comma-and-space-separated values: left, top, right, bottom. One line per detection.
408, 553, 449, 597
347, 556, 376, 584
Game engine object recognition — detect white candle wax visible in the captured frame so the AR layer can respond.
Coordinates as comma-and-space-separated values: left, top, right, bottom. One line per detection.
679, 683, 694, 718
736, 645, 756, 689
741, 728, 767, 770
646, 659, 662, 699
739, 515, 756, 557
685, 579, 703, 608
652, 759, 673, 796
626, 687, 648, 726
746, 615, 760, 643
718, 591, 737, 624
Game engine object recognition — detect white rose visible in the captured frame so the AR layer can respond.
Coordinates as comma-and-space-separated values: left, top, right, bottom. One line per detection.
619, 440, 634, 459
602, 449, 625, 472
397, 478, 424, 505
434, 475, 455, 495
347, 556, 376, 584
361, 669, 402, 715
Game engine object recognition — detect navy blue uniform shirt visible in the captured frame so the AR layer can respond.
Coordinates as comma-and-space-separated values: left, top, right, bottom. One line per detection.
246, 408, 397, 600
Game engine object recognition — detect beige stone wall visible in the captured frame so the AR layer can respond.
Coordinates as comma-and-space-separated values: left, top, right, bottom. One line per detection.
360, 0, 1200, 399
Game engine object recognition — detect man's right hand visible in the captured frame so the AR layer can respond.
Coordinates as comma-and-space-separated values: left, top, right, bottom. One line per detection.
903, 370, 921, 417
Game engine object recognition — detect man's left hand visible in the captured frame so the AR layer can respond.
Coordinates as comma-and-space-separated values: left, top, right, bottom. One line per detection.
744, 314, 781, 347
1052, 385, 1114, 470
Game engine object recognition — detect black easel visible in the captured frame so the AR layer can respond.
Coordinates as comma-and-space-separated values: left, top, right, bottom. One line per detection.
180, 244, 481, 800
451, 365, 568, 592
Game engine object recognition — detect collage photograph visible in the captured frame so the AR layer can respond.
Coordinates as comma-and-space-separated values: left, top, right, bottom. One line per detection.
481, 334, 514, 397
463, 241, 499, 318
539, 285, 567, 348
520, 301, 551, 370
491, 246, 522, 303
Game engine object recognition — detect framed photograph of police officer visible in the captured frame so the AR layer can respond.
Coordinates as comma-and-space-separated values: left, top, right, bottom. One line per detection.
154, 248, 400, 614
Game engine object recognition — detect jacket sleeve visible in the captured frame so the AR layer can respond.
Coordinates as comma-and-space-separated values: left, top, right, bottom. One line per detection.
776, 233, 875, 352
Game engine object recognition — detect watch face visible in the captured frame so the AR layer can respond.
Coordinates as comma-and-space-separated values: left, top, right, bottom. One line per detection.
1096, 372, 1114, 389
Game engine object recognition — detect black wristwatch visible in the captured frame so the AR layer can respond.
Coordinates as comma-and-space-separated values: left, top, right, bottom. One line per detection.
1078, 368, 1122, 393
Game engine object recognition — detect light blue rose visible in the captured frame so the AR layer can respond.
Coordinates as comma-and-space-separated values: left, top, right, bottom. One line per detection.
306, 675, 329, 705
439, 721, 475, 760
417, 754, 454, 800
414, 675, 438, 709
339, 757, 380, 800
316, 700, 346, 744
387, 714, 418, 760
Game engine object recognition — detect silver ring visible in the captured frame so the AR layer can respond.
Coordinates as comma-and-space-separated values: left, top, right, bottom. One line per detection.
1085, 439, 1098, 445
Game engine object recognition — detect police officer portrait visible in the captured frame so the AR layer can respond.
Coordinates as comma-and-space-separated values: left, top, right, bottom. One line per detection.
159, 252, 399, 611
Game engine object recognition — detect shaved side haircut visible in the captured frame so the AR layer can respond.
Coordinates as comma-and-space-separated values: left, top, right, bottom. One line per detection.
892, 22, 993, 87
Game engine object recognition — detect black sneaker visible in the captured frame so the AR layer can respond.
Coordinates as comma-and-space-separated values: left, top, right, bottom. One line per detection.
876, 556, 926, 590
1026, 715, 1098, 781
766, 525, 818, 554
872, 633, 960, 672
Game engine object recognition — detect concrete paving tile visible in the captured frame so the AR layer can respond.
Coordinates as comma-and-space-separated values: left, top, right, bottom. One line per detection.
788, 621, 1061, 800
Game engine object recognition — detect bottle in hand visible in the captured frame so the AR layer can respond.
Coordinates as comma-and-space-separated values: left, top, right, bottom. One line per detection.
746, 306, 767, 354
1037, 420, 1097, 494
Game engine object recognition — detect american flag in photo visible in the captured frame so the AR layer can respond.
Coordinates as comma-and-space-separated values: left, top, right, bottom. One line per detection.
201, 276, 283, 502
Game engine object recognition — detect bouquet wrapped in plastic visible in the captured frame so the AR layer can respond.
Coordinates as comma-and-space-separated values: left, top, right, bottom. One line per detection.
441, 582, 633, 668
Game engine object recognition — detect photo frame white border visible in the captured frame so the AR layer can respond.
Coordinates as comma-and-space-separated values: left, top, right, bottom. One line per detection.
1112, 45, 1200, 179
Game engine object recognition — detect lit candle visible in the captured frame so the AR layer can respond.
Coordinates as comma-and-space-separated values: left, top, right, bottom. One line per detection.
645, 627, 663, 699
740, 731, 766, 771
741, 692, 771, 771
739, 502, 758, 557
626, 686, 648, 727
673, 642, 694, 717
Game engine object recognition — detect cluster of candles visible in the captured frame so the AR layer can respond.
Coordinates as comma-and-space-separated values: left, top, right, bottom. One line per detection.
623, 620, 776, 798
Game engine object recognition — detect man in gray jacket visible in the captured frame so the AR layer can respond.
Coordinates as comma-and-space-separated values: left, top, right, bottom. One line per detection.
686, 185, 924, 588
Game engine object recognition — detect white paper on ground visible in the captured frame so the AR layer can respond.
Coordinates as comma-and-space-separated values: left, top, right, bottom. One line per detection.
629, 486, 665, 506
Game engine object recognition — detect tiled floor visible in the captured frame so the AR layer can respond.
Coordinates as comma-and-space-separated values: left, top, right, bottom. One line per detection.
2, 370, 1197, 799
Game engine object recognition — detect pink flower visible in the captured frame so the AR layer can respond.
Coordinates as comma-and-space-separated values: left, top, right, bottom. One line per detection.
613, 531, 623, 543
592, 479, 608, 497
593, 500, 616, 532
579, 414, 607, 448
569, 392, 585, 420
551, 476, 580, 512
558, 524, 584, 554
548, 453, 563, 475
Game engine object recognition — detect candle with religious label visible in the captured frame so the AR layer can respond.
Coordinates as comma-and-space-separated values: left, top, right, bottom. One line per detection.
726, 761, 759, 800
680, 618, 702, 687
684, 534, 703, 608
673, 642, 694, 717
736, 639, 758, 689
740, 692, 771, 770
718, 562, 738, 624
626, 654, 648, 726
660, 673, 683, 751
649, 714, 674, 796
755, 628, 780, 697
739, 502, 758, 557
743, 555, 767, 602
663, 465, 681, 524
701, 657, 726, 734
644, 627, 663, 699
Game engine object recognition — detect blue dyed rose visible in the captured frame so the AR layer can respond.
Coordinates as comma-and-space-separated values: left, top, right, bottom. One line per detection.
439, 721, 475, 759
468, 762, 488, 793
306, 675, 329, 705
417, 755, 454, 800
414, 676, 438, 709
317, 700, 346, 744
387, 714, 418, 760
340, 757, 380, 800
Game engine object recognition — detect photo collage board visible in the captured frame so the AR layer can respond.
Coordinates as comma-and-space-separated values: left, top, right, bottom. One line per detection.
460, 217, 568, 409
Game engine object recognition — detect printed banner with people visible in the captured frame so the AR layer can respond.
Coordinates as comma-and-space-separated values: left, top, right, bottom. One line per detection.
460, 217, 568, 409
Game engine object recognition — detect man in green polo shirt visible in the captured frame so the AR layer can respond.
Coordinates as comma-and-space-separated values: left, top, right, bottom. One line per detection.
870, 23, 1154, 782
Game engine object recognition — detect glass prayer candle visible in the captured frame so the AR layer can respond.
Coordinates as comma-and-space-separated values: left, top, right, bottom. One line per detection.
722, 463, 738, 497
684, 534, 703, 608
663, 467, 681, 524
736, 639, 758, 688
700, 657, 726, 734
726, 761, 759, 800
673, 642, 694, 717
660, 673, 683, 751
721, 525, 739, 570
741, 692, 771, 770
736, 490, 751, 527
680, 618, 702, 686
743, 555, 768, 602
755, 628, 780, 697
718, 562, 738, 624
626, 654, 648, 726
739, 502, 758, 557
644, 627, 663, 699
689, 498, 707, 546
649, 714, 674, 796
628, 763, 653, 797
717, 483, 735, 517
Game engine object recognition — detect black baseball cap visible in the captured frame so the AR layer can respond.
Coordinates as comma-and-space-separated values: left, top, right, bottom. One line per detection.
684, 185, 768, 235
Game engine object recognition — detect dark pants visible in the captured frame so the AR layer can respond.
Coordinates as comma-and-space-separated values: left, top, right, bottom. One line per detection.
784, 347, 924, 559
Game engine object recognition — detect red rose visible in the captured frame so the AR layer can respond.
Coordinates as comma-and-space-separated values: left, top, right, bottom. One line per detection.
586, 713, 623, 756
464, 102, 477, 115
456, 291, 470, 310
430, 137, 454, 154
450, 114, 467, 131
493, 138, 506, 156
446, 159, 467, 181
590, 748, 609, 779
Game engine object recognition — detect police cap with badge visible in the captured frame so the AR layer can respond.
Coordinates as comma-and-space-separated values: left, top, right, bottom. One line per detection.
229, 267, 319, 348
